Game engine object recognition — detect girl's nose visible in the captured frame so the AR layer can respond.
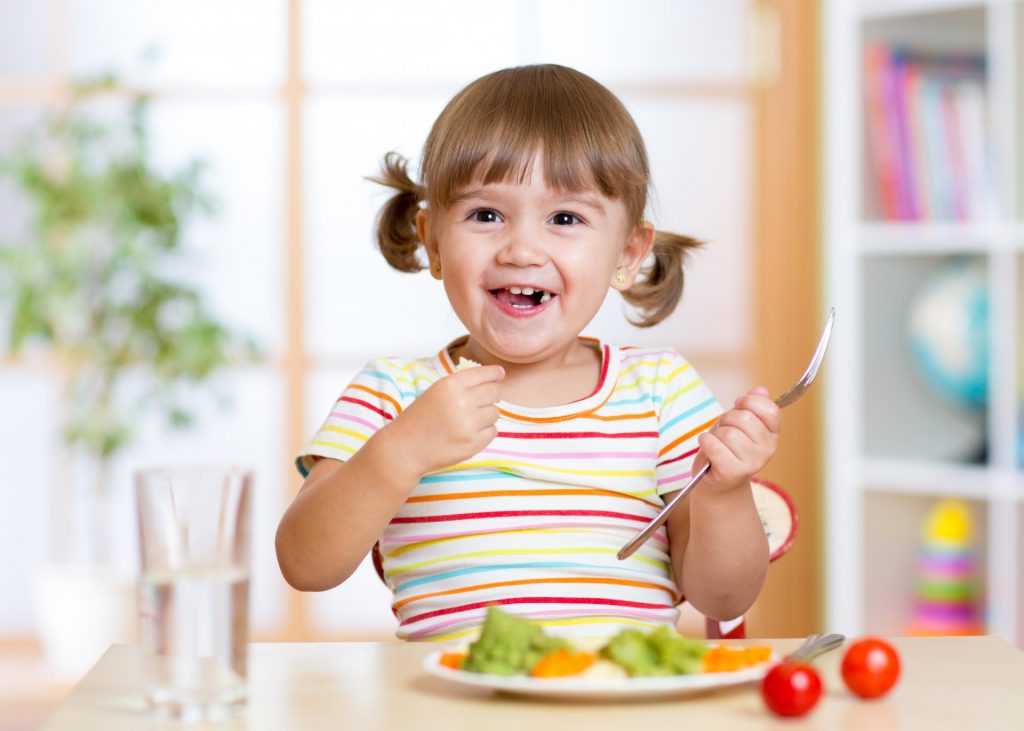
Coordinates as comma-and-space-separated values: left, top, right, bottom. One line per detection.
495, 221, 547, 267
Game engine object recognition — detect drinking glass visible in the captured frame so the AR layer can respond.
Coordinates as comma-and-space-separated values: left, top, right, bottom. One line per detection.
135, 467, 252, 721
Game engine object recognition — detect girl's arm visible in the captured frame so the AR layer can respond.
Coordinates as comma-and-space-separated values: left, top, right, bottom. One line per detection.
275, 432, 420, 592
663, 385, 779, 620
665, 483, 768, 621
275, 364, 504, 591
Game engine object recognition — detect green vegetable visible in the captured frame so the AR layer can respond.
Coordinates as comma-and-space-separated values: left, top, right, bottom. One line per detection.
599, 626, 707, 676
462, 606, 569, 676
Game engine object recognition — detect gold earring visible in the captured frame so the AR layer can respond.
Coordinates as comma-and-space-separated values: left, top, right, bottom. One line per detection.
432, 260, 442, 275
615, 270, 626, 284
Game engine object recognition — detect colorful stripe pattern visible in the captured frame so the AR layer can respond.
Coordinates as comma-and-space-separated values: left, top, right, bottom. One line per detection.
297, 339, 723, 642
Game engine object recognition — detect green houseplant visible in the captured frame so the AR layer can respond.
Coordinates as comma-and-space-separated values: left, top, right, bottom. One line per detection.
0, 78, 258, 674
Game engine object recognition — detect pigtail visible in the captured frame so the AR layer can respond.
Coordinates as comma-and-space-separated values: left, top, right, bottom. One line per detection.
621, 230, 703, 328
368, 151, 425, 273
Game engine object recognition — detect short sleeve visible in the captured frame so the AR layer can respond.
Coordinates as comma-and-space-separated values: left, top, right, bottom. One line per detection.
295, 359, 407, 477
653, 351, 725, 496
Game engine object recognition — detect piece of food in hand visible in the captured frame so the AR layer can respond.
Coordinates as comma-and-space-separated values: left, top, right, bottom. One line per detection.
702, 643, 773, 673
456, 356, 481, 370
599, 626, 707, 676
841, 636, 900, 698
462, 606, 569, 676
762, 661, 822, 717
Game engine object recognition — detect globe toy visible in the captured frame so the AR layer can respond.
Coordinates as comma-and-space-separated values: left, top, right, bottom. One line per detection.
907, 259, 988, 410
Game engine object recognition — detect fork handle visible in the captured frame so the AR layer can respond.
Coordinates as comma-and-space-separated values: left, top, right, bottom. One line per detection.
617, 391, 794, 561
787, 633, 846, 663
616, 462, 711, 560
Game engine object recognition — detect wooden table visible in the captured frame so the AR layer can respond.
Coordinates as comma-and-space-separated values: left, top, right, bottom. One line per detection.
40, 636, 1024, 730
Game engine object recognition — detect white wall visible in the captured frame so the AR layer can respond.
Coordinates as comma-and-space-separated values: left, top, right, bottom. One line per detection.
0, 0, 756, 641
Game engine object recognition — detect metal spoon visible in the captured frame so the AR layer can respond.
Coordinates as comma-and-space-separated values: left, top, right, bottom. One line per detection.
617, 308, 835, 560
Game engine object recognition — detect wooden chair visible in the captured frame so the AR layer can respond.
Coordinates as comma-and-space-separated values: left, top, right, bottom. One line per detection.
370, 476, 798, 640
703, 477, 799, 639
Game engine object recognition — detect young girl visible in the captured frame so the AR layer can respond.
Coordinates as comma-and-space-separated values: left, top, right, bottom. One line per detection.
276, 64, 780, 643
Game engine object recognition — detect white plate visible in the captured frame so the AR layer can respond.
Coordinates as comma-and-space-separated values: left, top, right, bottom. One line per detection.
422, 651, 775, 701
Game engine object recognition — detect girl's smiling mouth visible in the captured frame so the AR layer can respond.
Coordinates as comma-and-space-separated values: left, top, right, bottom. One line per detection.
488, 286, 556, 316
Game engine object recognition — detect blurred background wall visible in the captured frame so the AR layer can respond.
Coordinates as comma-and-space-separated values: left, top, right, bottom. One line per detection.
0, 6, 821, 723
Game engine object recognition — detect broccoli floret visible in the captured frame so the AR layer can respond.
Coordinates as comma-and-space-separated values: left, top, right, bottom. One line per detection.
600, 626, 707, 676
461, 606, 568, 676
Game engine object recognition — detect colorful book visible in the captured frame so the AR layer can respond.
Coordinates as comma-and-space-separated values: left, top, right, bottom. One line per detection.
862, 46, 988, 222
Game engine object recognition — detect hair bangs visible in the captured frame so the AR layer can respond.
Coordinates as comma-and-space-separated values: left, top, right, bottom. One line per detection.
422, 65, 649, 221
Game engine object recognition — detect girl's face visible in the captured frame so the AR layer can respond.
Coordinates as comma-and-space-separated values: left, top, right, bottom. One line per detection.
417, 157, 653, 367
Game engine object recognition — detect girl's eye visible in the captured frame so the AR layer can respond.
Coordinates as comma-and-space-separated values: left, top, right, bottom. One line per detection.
471, 209, 501, 224
551, 212, 582, 226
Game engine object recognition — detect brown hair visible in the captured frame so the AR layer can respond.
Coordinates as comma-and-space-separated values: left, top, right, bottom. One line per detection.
370, 64, 701, 327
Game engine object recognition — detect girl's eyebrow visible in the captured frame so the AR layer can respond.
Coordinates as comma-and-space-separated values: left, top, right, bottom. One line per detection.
558, 195, 606, 213
449, 188, 492, 207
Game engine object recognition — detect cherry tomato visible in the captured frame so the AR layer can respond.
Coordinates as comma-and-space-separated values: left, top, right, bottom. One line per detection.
841, 637, 900, 698
761, 661, 823, 717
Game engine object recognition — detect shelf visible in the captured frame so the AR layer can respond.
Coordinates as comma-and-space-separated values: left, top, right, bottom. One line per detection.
861, 456, 993, 497
825, 0, 1023, 645
859, 222, 1024, 254
860, 1, 988, 22
1019, 506, 1024, 642
1016, 252, 1024, 471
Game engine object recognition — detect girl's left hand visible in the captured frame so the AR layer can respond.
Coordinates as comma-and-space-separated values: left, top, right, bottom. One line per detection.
692, 386, 781, 494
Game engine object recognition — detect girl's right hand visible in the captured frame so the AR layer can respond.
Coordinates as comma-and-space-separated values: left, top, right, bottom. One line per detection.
385, 364, 505, 479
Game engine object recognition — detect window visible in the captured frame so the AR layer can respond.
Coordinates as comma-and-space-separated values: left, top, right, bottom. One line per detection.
0, 0, 757, 641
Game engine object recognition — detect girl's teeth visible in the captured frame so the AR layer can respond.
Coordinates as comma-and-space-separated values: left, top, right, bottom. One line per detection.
496, 286, 552, 305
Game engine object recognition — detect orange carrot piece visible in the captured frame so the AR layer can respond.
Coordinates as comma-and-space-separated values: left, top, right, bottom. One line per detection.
530, 649, 596, 678
439, 652, 467, 670
702, 644, 773, 673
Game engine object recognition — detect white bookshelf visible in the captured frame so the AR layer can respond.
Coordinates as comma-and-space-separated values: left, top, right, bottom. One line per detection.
823, 0, 1022, 646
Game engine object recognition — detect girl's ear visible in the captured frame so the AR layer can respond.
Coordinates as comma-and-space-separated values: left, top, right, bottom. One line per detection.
611, 219, 656, 291
416, 208, 442, 280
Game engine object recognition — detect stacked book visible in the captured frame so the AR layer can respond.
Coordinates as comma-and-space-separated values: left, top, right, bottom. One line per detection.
863, 44, 990, 221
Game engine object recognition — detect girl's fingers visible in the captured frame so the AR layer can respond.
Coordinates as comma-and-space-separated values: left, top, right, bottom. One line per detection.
699, 427, 774, 479
716, 408, 766, 441
468, 381, 501, 406
733, 388, 782, 432
701, 428, 744, 465
474, 404, 501, 428
452, 364, 505, 385
695, 387, 781, 488
698, 433, 743, 484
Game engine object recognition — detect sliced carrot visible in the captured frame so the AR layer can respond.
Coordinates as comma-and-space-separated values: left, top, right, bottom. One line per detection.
439, 651, 468, 670
702, 644, 773, 673
530, 649, 596, 678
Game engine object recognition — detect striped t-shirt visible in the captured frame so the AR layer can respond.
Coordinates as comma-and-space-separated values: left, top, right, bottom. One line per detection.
297, 337, 723, 643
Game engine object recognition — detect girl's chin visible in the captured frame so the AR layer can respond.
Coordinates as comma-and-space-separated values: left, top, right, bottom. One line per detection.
464, 333, 579, 365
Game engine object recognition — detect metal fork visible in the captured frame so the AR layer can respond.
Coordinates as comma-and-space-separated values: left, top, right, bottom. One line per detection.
787, 632, 846, 663
616, 308, 836, 560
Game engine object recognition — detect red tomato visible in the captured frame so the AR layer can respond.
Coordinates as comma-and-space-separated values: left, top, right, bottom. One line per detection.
841, 637, 900, 698
761, 661, 823, 717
